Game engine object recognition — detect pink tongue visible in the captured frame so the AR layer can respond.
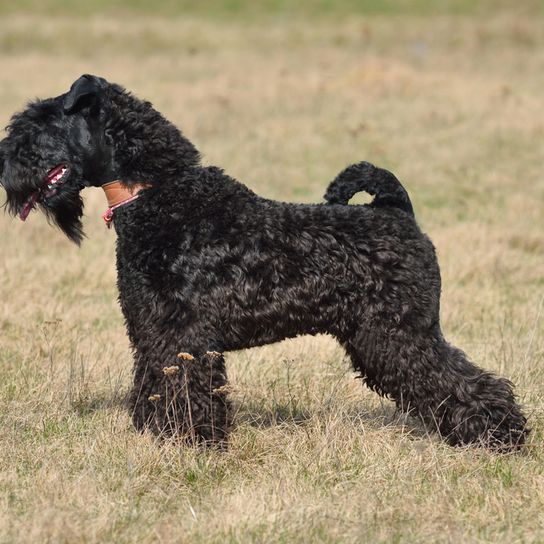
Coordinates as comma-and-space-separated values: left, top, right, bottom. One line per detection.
19, 191, 39, 221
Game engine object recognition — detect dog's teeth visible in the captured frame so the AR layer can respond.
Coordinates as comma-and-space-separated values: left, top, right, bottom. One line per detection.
47, 168, 67, 187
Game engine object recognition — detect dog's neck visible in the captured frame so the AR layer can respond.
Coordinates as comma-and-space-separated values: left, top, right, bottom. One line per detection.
108, 91, 201, 184
102, 180, 149, 208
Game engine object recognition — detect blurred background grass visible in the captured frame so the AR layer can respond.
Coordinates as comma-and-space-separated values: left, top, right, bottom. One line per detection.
1, 1, 543, 543
0, 0, 541, 17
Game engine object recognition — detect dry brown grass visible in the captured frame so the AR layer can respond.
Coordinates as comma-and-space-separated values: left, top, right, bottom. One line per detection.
1, 7, 543, 543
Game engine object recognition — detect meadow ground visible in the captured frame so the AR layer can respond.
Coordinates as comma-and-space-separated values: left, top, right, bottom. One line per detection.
0, 2, 543, 542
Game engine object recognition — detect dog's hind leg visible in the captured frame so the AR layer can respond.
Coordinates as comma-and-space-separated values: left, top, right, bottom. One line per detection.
130, 344, 231, 447
342, 323, 527, 451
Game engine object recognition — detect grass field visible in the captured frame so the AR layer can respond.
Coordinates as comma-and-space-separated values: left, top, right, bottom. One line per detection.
1, 2, 543, 542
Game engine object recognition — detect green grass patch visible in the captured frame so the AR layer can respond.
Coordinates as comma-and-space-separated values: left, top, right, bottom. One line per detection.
1, 0, 541, 18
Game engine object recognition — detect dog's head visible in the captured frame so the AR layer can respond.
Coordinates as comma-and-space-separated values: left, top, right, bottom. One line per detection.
2, 74, 200, 244
0, 75, 121, 244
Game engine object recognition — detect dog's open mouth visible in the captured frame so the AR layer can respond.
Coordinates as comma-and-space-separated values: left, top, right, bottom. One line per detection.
19, 164, 69, 221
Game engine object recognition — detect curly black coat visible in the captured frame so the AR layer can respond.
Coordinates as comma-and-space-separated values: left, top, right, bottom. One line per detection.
0, 75, 528, 450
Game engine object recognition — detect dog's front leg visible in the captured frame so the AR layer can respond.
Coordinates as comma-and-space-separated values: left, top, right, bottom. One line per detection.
129, 346, 231, 447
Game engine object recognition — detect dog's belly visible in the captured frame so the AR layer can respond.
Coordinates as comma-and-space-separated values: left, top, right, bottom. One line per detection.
215, 276, 357, 350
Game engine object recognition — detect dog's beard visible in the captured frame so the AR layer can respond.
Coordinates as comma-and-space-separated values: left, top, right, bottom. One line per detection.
2, 162, 86, 245
42, 184, 85, 244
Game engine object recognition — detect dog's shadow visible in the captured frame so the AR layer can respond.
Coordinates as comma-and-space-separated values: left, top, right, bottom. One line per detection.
234, 400, 312, 428
234, 398, 430, 440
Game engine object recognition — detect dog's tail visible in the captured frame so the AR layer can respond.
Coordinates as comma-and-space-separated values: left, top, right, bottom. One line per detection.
324, 161, 414, 217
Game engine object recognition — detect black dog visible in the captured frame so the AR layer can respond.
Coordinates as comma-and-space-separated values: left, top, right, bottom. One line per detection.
0, 75, 527, 450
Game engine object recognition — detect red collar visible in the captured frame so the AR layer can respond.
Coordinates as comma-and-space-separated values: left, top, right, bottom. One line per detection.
101, 181, 150, 227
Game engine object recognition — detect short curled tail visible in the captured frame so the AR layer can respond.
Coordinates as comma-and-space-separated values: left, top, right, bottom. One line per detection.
324, 161, 414, 217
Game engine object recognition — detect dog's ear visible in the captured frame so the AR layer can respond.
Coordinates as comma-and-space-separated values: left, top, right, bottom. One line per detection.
63, 74, 108, 115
